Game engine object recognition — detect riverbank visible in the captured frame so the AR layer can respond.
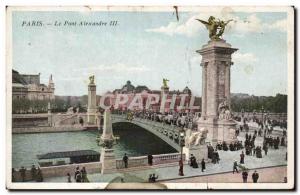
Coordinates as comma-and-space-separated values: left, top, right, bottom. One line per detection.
12, 125, 85, 134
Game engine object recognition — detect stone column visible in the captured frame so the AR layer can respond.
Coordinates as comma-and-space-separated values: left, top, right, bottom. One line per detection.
100, 109, 116, 174
206, 60, 218, 120
201, 63, 207, 119
160, 86, 169, 114
225, 62, 231, 108
197, 39, 238, 145
87, 83, 97, 124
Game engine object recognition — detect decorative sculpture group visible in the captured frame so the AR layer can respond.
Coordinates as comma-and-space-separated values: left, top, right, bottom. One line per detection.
196, 16, 233, 40
218, 100, 232, 120
185, 128, 208, 148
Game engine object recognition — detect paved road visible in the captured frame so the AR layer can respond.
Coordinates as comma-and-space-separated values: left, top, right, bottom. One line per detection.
162, 165, 287, 183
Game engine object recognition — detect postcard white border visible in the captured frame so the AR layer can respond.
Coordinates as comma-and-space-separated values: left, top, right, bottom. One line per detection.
5, 5, 295, 190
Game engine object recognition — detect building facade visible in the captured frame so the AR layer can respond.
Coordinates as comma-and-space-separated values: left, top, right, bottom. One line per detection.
103, 80, 199, 113
12, 70, 55, 100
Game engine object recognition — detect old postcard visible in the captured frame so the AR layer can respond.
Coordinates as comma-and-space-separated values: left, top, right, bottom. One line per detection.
6, 6, 294, 190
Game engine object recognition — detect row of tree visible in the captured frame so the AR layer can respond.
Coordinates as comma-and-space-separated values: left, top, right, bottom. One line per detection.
12, 93, 287, 114
230, 93, 287, 113
12, 98, 86, 114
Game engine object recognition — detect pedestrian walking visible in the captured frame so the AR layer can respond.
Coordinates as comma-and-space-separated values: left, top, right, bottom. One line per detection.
36, 167, 43, 182
123, 153, 129, 168
240, 151, 245, 164
31, 164, 37, 180
252, 170, 259, 183
67, 173, 71, 183
81, 167, 89, 182
233, 161, 239, 174
201, 158, 206, 172
242, 170, 248, 183
148, 154, 153, 166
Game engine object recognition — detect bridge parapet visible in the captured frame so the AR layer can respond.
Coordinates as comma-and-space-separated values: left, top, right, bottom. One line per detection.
116, 153, 184, 169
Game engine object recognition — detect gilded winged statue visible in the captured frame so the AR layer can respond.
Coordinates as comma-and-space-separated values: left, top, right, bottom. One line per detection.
163, 78, 169, 88
89, 75, 95, 84
196, 16, 233, 40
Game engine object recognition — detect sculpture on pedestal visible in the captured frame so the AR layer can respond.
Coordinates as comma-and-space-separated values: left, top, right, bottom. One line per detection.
162, 78, 169, 88
87, 75, 97, 124
196, 16, 238, 145
185, 128, 208, 148
89, 75, 95, 85
218, 100, 232, 120
196, 16, 233, 40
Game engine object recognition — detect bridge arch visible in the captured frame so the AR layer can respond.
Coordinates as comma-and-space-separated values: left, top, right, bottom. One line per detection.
111, 114, 181, 151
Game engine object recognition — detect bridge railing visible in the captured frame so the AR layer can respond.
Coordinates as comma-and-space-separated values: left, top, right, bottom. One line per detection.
153, 153, 185, 165
115, 153, 184, 169
116, 156, 147, 169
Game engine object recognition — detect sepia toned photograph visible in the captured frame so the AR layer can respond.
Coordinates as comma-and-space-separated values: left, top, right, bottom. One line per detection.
6, 6, 294, 190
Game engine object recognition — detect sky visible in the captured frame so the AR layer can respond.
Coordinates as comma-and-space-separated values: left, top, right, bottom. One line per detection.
12, 9, 288, 97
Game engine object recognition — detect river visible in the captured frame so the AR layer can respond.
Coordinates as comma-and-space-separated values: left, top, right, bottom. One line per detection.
12, 122, 177, 168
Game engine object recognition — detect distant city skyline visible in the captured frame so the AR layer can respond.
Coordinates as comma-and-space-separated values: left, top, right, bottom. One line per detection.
12, 10, 288, 96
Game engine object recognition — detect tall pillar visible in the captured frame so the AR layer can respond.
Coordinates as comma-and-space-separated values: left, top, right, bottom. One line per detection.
100, 109, 116, 174
205, 60, 219, 120
225, 62, 231, 108
160, 86, 169, 114
87, 77, 97, 124
201, 63, 207, 119
197, 39, 238, 145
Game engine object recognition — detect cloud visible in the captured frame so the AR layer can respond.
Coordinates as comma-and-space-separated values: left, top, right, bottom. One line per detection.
73, 63, 151, 73
145, 16, 203, 37
146, 13, 287, 37
265, 19, 287, 32
232, 52, 258, 65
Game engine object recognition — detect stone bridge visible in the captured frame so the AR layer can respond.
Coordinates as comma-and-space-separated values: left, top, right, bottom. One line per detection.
111, 114, 182, 151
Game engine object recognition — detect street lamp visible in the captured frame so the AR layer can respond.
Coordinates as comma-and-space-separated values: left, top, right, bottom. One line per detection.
261, 106, 265, 129
179, 129, 185, 176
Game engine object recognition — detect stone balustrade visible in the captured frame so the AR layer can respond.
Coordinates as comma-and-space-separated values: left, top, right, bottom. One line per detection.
152, 153, 185, 164
116, 153, 184, 169
116, 156, 148, 169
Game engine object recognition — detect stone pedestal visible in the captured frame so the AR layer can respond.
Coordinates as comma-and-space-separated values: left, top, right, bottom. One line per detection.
87, 83, 97, 124
198, 118, 237, 146
197, 39, 238, 146
100, 148, 116, 174
183, 145, 208, 163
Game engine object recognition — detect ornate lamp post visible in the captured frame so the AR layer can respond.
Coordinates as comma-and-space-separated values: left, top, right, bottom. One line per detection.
179, 129, 185, 176
241, 108, 245, 124
261, 106, 265, 129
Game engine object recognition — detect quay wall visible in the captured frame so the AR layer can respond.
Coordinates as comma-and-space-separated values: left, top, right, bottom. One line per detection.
12, 125, 85, 134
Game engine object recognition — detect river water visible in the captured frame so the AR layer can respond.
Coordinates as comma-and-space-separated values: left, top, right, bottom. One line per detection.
12, 123, 177, 168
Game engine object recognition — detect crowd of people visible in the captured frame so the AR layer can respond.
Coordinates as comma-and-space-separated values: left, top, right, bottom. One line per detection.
188, 155, 207, 172
12, 165, 43, 182
148, 174, 159, 182
68, 166, 89, 183
113, 109, 200, 130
